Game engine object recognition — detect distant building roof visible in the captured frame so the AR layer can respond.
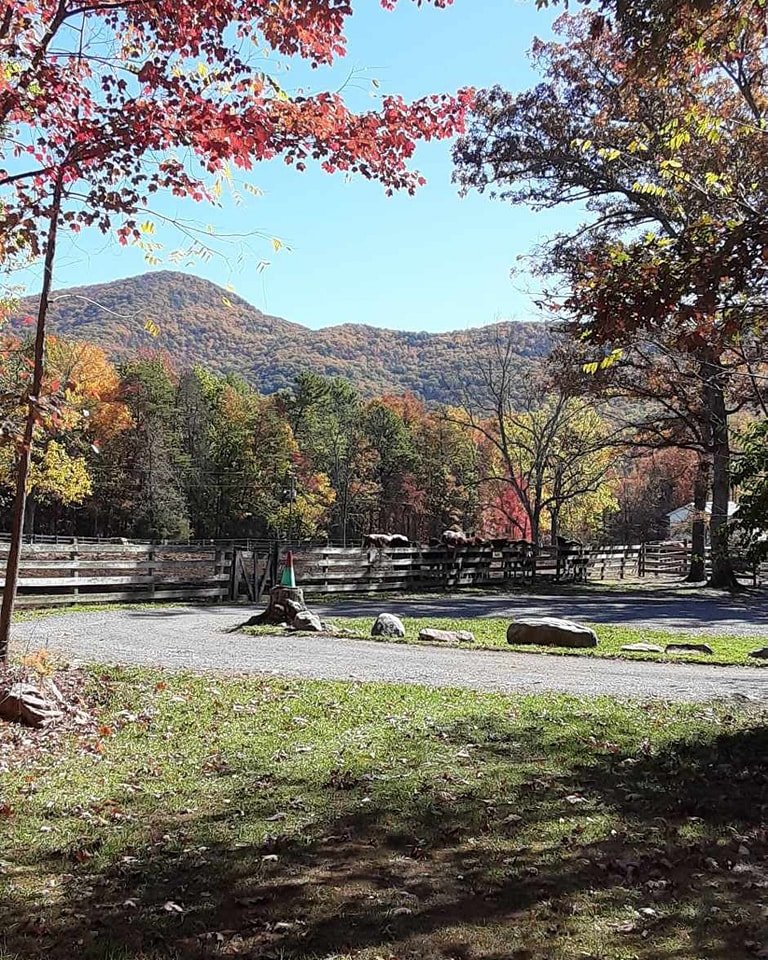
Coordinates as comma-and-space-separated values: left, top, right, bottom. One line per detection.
666, 501, 739, 525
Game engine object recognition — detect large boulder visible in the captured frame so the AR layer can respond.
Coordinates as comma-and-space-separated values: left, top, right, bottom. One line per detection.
506, 617, 598, 649
419, 628, 474, 644
371, 614, 406, 638
0, 682, 63, 728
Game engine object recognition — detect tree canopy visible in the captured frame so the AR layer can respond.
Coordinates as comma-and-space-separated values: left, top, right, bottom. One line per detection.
454, 10, 768, 585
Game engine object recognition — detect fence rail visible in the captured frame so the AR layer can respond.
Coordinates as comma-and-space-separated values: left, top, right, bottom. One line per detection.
0, 542, 233, 607
231, 542, 591, 599
0, 538, 765, 609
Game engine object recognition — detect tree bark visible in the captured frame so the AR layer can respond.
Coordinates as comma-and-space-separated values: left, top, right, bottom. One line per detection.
705, 363, 738, 589
0, 171, 64, 662
248, 586, 307, 625
23, 493, 37, 538
685, 454, 709, 582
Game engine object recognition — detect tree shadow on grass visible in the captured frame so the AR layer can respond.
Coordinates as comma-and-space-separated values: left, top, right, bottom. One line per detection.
2, 719, 768, 959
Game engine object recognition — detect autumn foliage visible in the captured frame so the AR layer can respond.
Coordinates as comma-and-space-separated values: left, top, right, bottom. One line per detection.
0, 0, 472, 261
0, 336, 646, 544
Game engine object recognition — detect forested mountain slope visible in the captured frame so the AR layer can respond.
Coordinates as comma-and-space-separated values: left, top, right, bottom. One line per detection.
16, 271, 551, 401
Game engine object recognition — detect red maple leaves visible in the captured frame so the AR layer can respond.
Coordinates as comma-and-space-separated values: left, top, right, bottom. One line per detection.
0, 0, 473, 254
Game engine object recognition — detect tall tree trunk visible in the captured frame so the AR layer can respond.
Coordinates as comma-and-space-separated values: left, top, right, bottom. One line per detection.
0, 171, 64, 662
23, 493, 37, 538
685, 454, 709, 582
705, 362, 738, 589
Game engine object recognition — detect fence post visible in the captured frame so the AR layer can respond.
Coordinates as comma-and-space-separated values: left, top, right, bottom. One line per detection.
148, 546, 156, 600
71, 540, 79, 599
228, 547, 238, 600
213, 548, 222, 598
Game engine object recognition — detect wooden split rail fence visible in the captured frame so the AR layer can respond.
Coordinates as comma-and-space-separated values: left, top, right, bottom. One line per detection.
231, 542, 590, 598
590, 542, 768, 583
0, 542, 234, 608
1, 538, 765, 609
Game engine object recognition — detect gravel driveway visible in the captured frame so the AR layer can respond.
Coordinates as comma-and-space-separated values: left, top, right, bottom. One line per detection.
315, 590, 768, 637
12, 603, 768, 703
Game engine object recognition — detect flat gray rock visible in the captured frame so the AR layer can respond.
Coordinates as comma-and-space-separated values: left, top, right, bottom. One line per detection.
371, 613, 406, 638
749, 647, 768, 659
665, 642, 714, 655
621, 643, 664, 654
419, 628, 474, 644
507, 616, 598, 648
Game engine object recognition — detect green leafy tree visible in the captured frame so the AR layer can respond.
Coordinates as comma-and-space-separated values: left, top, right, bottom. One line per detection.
731, 419, 768, 562
99, 356, 190, 540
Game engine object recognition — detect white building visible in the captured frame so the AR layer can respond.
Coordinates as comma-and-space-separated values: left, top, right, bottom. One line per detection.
666, 501, 739, 534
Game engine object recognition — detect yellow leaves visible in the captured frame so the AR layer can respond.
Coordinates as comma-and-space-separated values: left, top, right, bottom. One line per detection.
631, 180, 668, 198
196, 62, 208, 80
659, 158, 690, 184
133, 235, 163, 266
271, 237, 283, 252
695, 113, 723, 144
144, 318, 160, 338
582, 349, 623, 376
668, 129, 691, 151
24, 440, 92, 505
703, 170, 733, 196
221, 296, 233, 308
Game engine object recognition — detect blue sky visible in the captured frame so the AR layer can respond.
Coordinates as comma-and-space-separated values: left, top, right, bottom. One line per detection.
18, 0, 581, 333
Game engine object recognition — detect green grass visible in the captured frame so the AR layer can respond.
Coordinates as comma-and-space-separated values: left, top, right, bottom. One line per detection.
1, 667, 767, 959
12, 601, 183, 623
247, 616, 767, 667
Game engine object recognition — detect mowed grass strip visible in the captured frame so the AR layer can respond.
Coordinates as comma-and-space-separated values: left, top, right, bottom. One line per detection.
1, 667, 767, 959
262, 616, 767, 667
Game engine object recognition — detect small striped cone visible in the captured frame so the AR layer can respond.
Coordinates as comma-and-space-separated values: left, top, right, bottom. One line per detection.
280, 550, 296, 588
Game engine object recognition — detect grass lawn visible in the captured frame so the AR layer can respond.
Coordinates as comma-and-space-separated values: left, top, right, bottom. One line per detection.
247, 616, 767, 667
2, 666, 768, 959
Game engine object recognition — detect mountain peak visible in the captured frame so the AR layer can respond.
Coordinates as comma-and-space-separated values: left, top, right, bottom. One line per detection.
17, 271, 550, 402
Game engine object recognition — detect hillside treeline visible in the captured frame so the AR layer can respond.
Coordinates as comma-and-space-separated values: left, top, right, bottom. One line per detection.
16, 271, 551, 403
0, 338, 693, 544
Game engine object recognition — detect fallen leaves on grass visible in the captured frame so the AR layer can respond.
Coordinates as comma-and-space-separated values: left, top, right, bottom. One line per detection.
0, 664, 120, 776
